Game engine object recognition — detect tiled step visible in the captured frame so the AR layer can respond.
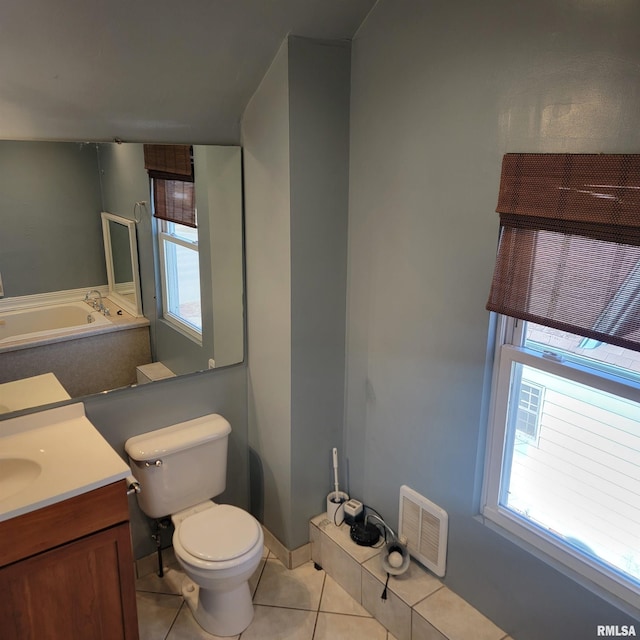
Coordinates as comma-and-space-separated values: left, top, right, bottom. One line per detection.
310, 514, 511, 640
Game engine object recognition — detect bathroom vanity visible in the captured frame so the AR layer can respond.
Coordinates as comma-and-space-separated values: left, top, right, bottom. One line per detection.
0, 404, 138, 639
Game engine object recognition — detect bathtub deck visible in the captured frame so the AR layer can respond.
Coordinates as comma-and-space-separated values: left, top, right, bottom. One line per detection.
0, 373, 70, 414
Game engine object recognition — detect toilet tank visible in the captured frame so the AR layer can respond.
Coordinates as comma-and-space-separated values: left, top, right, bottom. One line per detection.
125, 414, 231, 519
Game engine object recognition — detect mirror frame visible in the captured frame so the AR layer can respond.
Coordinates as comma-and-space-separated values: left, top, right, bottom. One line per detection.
101, 211, 143, 317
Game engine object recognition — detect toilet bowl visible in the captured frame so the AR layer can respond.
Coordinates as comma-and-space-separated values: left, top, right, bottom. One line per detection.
124, 414, 264, 637
171, 501, 264, 637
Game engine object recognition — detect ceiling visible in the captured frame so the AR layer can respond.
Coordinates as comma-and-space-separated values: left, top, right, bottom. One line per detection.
0, 0, 375, 144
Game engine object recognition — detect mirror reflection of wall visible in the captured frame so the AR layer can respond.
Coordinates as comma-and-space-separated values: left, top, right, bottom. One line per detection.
0, 141, 244, 417
109, 220, 134, 286
0, 141, 106, 297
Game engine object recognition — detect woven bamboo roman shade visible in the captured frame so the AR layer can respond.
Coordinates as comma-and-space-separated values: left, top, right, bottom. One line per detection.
486, 153, 640, 352
143, 144, 196, 228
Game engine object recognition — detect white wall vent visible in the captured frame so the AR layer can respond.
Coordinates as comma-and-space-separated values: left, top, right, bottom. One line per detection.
398, 484, 448, 577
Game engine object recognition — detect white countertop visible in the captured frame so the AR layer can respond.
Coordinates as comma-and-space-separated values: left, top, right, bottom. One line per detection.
0, 373, 71, 415
0, 403, 131, 522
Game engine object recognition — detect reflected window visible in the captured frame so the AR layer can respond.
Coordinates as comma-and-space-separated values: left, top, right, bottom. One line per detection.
157, 219, 202, 342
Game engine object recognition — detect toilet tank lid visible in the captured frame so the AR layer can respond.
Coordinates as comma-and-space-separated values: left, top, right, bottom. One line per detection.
125, 414, 231, 461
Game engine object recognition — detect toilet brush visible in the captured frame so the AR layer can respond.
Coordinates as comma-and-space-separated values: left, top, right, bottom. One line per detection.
327, 448, 348, 524
332, 447, 340, 501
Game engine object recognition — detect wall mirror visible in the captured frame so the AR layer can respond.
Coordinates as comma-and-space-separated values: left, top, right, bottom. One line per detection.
101, 212, 143, 317
0, 141, 244, 417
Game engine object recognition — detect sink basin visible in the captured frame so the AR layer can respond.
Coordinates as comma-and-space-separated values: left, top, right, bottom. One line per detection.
0, 403, 131, 522
0, 457, 42, 502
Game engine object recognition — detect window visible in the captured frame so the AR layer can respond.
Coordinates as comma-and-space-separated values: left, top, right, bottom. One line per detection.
143, 144, 202, 342
484, 318, 640, 606
157, 219, 202, 341
483, 153, 640, 609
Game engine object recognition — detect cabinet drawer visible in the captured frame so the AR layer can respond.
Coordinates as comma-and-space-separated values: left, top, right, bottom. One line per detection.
0, 481, 129, 567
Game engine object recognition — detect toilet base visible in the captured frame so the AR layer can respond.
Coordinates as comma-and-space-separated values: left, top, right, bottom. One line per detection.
182, 577, 254, 637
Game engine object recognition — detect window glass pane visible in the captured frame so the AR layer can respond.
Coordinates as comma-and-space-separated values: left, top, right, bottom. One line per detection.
525, 322, 640, 381
164, 220, 198, 244
162, 238, 201, 332
502, 362, 640, 585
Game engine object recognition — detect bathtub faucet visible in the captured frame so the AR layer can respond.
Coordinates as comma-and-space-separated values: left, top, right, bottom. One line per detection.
84, 289, 104, 312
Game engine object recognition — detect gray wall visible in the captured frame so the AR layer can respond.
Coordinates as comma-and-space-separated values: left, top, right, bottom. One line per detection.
0, 141, 106, 297
194, 145, 244, 370
289, 36, 350, 546
243, 40, 294, 544
242, 36, 350, 548
345, 1, 640, 638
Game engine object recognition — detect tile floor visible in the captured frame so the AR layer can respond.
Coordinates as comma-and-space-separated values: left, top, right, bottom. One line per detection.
136, 545, 397, 640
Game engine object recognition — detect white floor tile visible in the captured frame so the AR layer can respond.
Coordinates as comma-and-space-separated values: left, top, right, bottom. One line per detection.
166, 605, 239, 640
136, 565, 186, 596
249, 557, 267, 596
320, 575, 371, 617
240, 605, 317, 640
314, 612, 388, 639
136, 591, 183, 640
253, 558, 325, 610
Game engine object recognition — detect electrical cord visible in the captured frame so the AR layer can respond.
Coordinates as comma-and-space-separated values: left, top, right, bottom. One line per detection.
361, 503, 385, 523
358, 510, 406, 599
365, 513, 398, 544
361, 504, 387, 544
333, 502, 345, 526
382, 572, 390, 600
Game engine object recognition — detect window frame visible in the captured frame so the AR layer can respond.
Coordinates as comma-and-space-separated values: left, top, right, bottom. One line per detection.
482, 314, 640, 611
156, 218, 202, 344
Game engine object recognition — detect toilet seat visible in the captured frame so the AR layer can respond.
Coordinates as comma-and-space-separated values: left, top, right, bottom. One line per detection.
178, 504, 261, 562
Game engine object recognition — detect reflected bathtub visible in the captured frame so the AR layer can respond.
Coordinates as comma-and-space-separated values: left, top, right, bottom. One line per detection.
0, 298, 151, 400
0, 301, 112, 348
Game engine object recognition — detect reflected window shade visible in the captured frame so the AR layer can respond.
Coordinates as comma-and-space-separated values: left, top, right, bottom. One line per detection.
487, 153, 640, 352
153, 179, 196, 228
144, 144, 193, 180
143, 144, 196, 228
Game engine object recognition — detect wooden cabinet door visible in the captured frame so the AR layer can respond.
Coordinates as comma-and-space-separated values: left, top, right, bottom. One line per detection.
0, 523, 139, 640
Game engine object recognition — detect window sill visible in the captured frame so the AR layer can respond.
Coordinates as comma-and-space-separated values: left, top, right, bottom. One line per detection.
159, 317, 202, 346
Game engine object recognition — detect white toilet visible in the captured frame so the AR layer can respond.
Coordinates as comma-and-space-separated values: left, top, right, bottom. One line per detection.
125, 414, 264, 637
